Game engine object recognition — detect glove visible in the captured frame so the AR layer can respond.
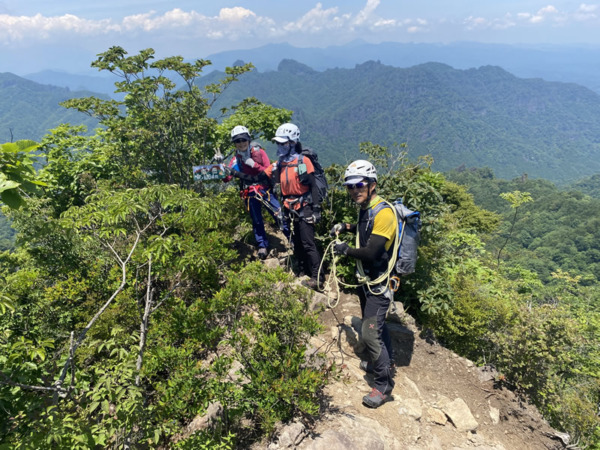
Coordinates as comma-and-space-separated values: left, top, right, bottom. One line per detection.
330, 223, 343, 237
334, 242, 349, 255
244, 158, 256, 168
312, 206, 321, 224
223, 166, 232, 175
303, 205, 313, 224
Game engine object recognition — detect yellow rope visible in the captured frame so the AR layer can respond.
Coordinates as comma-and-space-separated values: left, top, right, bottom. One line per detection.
318, 238, 361, 309
320, 199, 407, 308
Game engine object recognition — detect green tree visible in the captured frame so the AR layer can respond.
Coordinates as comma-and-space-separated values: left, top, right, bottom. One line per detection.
497, 190, 533, 267
61, 47, 269, 189
0, 48, 325, 448
0, 140, 46, 209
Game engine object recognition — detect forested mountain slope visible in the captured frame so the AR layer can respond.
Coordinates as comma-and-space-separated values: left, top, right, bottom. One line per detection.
0, 72, 101, 143
200, 60, 600, 185
5, 62, 600, 185
447, 167, 600, 283
569, 173, 600, 199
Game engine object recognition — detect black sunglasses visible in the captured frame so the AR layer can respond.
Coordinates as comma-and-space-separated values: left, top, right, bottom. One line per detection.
346, 182, 368, 190
233, 138, 248, 144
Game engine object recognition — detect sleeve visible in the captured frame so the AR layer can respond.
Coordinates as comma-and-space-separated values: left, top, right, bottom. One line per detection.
345, 235, 388, 263
255, 150, 271, 171
371, 207, 396, 241
234, 164, 272, 184
222, 157, 238, 183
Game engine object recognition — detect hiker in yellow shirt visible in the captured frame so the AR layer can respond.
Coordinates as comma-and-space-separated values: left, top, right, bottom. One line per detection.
332, 160, 397, 408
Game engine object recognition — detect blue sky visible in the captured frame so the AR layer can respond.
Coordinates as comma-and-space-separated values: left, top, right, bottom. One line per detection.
1, 0, 599, 75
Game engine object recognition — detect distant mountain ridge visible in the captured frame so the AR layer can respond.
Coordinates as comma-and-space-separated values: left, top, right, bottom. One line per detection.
21, 41, 600, 96
199, 59, 600, 184
203, 41, 600, 94
0, 72, 101, 143
23, 70, 119, 98
6, 60, 600, 185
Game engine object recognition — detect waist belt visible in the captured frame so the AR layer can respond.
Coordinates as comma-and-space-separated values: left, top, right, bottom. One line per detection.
241, 185, 266, 199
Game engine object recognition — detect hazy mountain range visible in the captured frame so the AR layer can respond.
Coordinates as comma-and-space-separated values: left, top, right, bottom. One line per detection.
4, 41, 600, 185
0, 72, 103, 144
23, 41, 600, 96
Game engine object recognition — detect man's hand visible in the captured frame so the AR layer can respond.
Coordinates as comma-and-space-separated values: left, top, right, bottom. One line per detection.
330, 223, 343, 237
244, 158, 256, 168
303, 205, 313, 224
334, 242, 349, 255
224, 166, 240, 177
313, 206, 321, 224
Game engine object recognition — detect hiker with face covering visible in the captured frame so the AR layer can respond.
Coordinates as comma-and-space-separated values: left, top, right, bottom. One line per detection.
228, 123, 323, 290
223, 125, 289, 260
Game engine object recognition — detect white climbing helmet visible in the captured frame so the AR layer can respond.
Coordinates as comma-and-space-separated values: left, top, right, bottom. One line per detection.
344, 160, 377, 185
230, 125, 251, 142
272, 123, 300, 143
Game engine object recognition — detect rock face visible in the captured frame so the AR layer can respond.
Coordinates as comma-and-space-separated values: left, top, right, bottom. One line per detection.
262, 295, 567, 450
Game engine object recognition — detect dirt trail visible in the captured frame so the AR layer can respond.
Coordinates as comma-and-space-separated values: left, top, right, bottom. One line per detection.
249, 230, 568, 449
289, 289, 568, 450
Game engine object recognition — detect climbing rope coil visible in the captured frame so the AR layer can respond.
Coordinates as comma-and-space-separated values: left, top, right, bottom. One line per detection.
318, 199, 405, 309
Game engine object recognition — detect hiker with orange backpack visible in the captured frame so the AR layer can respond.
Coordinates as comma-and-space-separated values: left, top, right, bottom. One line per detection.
228, 123, 323, 290
223, 126, 289, 259
331, 160, 396, 408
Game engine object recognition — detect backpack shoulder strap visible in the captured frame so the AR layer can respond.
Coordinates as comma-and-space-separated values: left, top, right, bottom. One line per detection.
367, 201, 392, 232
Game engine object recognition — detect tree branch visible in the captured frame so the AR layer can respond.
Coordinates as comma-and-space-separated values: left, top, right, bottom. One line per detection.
0, 370, 61, 393
54, 229, 143, 397
136, 256, 153, 387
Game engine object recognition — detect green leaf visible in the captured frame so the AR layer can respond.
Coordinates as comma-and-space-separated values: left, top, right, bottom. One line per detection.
88, 401, 100, 413
0, 189, 24, 209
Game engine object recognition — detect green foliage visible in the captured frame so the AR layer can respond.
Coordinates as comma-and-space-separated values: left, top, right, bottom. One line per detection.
61, 47, 259, 189
0, 48, 329, 449
0, 211, 15, 251
0, 140, 46, 209
321, 148, 600, 446
448, 168, 600, 284
570, 173, 600, 199
212, 264, 326, 438
4, 47, 600, 448
496, 190, 533, 267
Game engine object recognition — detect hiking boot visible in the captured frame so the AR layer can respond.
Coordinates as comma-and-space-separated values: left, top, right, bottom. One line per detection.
257, 248, 268, 260
362, 387, 391, 408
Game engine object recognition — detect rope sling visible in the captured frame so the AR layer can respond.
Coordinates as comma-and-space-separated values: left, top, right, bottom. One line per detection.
319, 199, 405, 309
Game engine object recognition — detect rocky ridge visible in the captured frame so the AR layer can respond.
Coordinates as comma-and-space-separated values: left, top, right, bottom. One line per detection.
263, 281, 570, 450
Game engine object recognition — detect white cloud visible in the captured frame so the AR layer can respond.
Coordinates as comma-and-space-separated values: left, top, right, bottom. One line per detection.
353, 0, 380, 26
464, 16, 489, 30
281, 3, 345, 34
574, 3, 598, 20
373, 18, 397, 28
0, 7, 280, 45
463, 4, 595, 31
530, 5, 559, 23
1, 1, 600, 50
0, 13, 117, 42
